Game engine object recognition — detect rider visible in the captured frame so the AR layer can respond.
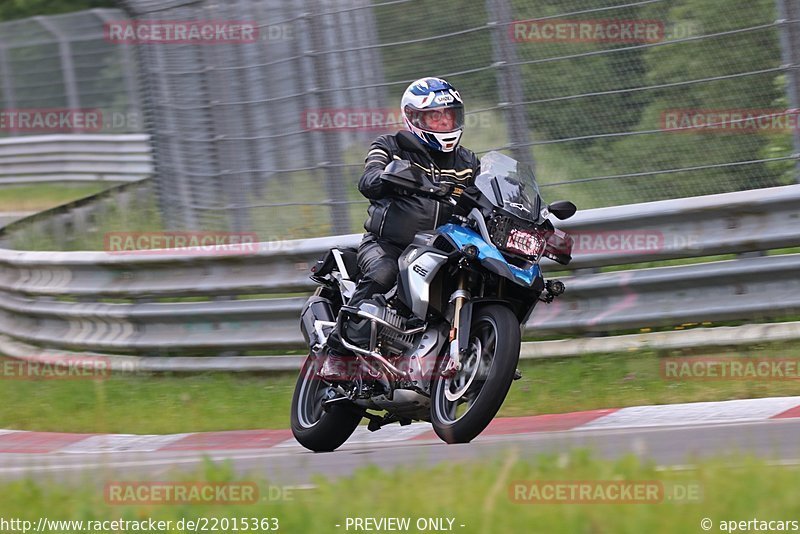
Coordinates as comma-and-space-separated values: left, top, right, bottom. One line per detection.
321, 77, 481, 379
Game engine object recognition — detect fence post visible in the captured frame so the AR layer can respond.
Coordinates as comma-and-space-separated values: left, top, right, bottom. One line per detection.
92, 9, 142, 131
201, 2, 253, 233
150, 42, 198, 229
0, 39, 17, 135
776, 0, 800, 183
308, 7, 351, 235
34, 17, 81, 116
485, 0, 534, 170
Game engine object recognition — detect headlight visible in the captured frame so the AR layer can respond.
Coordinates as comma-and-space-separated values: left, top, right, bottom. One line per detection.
488, 214, 546, 260
505, 227, 545, 258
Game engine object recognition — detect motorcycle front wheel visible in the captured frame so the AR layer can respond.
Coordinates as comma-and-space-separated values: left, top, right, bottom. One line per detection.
290, 355, 361, 452
430, 304, 521, 444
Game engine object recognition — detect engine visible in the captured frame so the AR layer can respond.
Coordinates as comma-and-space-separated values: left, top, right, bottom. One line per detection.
344, 299, 416, 354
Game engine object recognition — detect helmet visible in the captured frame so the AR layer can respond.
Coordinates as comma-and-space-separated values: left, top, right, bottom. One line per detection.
401, 77, 465, 152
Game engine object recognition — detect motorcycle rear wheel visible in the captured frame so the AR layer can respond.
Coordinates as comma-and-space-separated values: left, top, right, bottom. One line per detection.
290, 355, 361, 452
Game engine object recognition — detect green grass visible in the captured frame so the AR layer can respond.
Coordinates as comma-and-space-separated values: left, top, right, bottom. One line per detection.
0, 367, 297, 434
3, 339, 800, 434
9, 185, 164, 251
503, 339, 800, 417
0, 183, 112, 212
1, 451, 799, 533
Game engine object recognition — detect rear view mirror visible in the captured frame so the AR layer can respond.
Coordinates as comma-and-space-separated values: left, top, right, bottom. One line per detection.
548, 200, 577, 220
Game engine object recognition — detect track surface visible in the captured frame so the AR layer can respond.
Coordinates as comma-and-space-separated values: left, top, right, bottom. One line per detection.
3, 396, 800, 484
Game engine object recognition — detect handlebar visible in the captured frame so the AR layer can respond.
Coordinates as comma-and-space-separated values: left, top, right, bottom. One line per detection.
379, 160, 483, 214
380, 169, 454, 201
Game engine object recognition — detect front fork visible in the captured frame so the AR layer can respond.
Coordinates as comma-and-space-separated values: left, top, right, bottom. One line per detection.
442, 268, 566, 378
442, 271, 470, 378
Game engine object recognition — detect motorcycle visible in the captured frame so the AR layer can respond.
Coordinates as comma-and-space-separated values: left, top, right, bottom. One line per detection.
290, 131, 576, 452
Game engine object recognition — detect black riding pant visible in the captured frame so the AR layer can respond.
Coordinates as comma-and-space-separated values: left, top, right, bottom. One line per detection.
348, 233, 405, 306
326, 233, 405, 354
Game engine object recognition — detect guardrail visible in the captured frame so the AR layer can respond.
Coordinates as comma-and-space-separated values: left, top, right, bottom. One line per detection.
0, 134, 151, 184
0, 184, 798, 367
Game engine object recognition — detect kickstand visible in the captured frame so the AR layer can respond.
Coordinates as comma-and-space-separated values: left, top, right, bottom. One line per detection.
367, 413, 413, 432
323, 397, 413, 432
332, 401, 386, 431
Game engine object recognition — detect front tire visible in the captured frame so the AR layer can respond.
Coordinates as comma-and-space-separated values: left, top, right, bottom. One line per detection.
430, 305, 520, 444
290, 355, 361, 452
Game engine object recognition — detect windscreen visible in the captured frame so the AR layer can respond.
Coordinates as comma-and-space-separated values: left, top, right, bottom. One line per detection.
475, 151, 543, 223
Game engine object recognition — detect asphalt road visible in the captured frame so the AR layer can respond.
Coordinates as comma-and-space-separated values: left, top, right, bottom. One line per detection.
2, 418, 799, 485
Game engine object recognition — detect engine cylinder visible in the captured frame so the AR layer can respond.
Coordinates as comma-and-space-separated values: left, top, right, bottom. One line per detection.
344, 299, 414, 354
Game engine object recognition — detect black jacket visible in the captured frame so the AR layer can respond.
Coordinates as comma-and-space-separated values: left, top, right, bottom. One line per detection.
359, 132, 481, 246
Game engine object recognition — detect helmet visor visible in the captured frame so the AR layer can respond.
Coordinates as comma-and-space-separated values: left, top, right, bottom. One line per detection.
404, 105, 464, 133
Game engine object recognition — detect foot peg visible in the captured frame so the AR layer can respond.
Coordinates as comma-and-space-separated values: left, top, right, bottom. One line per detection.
514, 368, 522, 380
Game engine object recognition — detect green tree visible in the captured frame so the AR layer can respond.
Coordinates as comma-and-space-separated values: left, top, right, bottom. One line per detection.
512, 0, 651, 147
371, 0, 495, 103
593, 0, 786, 199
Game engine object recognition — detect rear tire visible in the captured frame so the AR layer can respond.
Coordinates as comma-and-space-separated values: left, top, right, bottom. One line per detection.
430, 305, 520, 444
290, 355, 361, 452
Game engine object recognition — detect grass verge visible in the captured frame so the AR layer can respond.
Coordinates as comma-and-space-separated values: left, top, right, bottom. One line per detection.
0, 367, 296, 434
0, 451, 798, 532
2, 339, 800, 434
0, 183, 112, 212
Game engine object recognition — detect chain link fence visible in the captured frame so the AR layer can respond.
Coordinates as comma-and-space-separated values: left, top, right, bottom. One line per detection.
109, 0, 800, 239
0, 8, 142, 136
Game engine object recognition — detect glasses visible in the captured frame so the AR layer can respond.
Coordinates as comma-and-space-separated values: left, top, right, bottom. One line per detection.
422, 109, 456, 131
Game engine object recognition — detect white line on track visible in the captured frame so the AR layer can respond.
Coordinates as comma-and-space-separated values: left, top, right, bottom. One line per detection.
2, 418, 797, 475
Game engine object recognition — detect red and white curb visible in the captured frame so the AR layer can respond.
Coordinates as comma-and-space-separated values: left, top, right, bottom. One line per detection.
3, 396, 800, 454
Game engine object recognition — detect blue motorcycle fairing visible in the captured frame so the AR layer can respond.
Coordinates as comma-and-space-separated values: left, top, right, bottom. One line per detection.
437, 223, 543, 287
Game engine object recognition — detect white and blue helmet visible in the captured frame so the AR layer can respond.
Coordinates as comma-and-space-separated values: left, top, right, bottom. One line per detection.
401, 77, 465, 152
